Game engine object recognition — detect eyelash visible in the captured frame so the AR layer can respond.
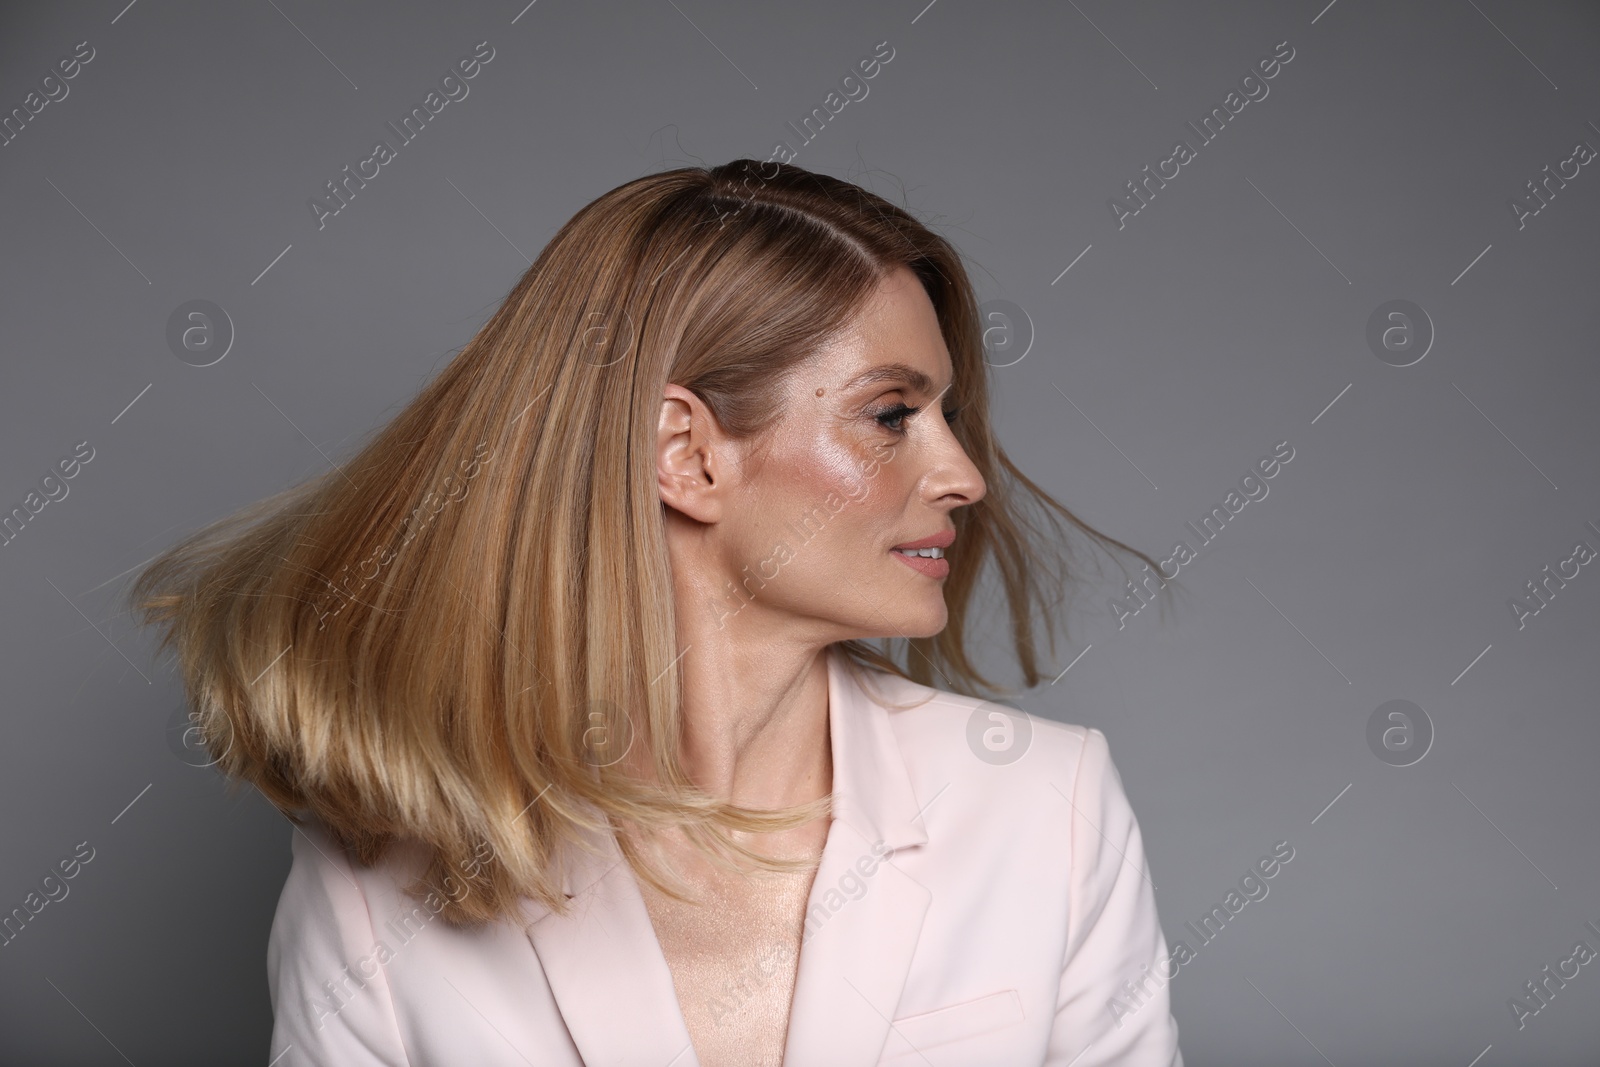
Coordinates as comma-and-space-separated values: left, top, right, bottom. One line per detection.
874, 402, 962, 434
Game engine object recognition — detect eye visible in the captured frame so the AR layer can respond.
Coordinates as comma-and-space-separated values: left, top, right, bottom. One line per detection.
874, 402, 919, 434
943, 405, 962, 425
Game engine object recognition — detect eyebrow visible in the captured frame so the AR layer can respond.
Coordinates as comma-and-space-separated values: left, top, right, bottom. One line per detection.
840, 362, 952, 398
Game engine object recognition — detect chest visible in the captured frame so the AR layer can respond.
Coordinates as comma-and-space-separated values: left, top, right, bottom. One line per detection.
635, 830, 826, 1067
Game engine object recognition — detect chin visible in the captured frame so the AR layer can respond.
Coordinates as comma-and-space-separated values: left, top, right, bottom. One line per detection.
892, 601, 949, 640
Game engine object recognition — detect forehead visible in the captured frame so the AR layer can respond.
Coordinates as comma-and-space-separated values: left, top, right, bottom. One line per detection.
804, 267, 952, 392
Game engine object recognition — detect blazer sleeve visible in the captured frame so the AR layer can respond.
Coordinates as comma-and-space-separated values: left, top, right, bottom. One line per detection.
1045, 727, 1183, 1066
265, 822, 412, 1066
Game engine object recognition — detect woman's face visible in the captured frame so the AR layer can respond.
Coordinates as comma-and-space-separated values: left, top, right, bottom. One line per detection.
690, 266, 988, 644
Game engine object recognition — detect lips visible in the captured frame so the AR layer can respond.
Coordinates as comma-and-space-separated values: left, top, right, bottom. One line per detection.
891, 530, 955, 552
891, 530, 954, 578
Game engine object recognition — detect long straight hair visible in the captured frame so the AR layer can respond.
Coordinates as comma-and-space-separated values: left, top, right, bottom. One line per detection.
128, 159, 1169, 926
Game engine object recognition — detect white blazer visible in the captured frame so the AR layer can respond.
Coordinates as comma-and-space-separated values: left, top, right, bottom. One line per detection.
267, 646, 1183, 1065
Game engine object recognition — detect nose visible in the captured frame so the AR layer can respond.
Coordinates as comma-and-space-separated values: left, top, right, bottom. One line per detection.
922, 423, 986, 510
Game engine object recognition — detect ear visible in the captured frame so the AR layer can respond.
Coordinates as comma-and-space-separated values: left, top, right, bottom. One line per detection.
657, 384, 731, 523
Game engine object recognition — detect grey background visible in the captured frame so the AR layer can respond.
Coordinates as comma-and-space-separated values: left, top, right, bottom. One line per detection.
1, 1, 1596, 1064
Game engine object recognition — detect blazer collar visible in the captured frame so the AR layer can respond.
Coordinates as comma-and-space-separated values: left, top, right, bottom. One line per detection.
819, 644, 930, 853
522, 646, 935, 1067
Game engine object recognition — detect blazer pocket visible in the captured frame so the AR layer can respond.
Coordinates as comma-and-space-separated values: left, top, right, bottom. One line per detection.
879, 989, 1025, 1061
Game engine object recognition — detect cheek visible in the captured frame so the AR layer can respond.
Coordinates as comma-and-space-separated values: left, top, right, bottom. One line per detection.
777, 428, 889, 501
812, 439, 904, 519
757, 437, 900, 554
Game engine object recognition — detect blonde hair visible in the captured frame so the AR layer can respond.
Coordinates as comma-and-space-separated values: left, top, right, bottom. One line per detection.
128, 159, 1169, 926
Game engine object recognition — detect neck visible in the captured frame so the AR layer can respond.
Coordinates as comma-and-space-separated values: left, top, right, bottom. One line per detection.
668, 575, 835, 814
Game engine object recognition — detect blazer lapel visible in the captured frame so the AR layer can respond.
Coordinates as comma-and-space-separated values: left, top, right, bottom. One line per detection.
782, 648, 934, 1067
523, 823, 701, 1066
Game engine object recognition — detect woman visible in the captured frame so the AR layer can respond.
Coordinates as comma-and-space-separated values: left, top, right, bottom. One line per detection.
130, 159, 1183, 1066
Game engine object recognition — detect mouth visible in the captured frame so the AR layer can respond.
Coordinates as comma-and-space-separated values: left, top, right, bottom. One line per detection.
891, 531, 954, 579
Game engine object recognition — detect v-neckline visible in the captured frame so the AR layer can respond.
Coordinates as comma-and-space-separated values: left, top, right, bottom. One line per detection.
521, 648, 937, 1067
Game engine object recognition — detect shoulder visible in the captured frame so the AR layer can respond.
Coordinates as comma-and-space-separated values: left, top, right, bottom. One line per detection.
267, 821, 583, 1064
266, 820, 428, 1064
851, 665, 1144, 893
270, 820, 433, 945
860, 666, 1110, 796
857, 666, 1149, 901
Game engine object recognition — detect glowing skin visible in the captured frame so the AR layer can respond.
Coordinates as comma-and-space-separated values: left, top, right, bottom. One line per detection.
657, 263, 986, 807
650, 265, 987, 1065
